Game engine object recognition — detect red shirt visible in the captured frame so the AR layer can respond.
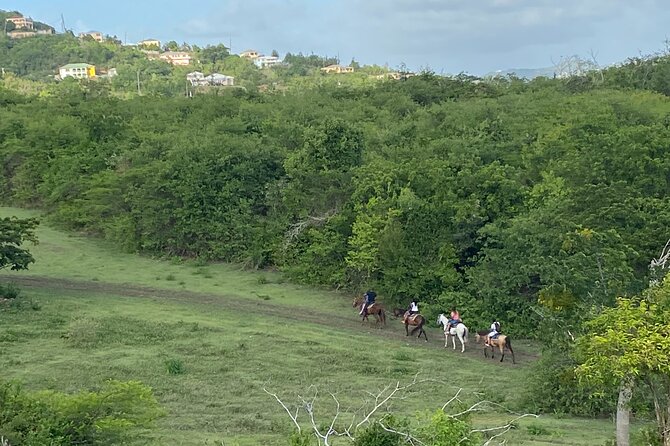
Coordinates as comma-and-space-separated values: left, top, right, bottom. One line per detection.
451, 310, 460, 320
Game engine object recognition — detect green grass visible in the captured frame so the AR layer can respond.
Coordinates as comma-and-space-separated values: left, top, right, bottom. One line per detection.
0, 207, 628, 445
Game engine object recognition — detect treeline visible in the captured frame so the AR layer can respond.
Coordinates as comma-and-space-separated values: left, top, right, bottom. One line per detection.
2, 62, 670, 337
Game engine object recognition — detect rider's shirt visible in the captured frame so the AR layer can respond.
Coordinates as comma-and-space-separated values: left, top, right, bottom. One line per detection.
410, 302, 419, 312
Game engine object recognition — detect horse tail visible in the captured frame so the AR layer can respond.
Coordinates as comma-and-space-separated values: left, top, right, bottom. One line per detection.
463, 326, 469, 343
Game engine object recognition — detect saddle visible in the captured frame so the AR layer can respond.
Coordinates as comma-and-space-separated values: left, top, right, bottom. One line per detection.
404, 313, 421, 324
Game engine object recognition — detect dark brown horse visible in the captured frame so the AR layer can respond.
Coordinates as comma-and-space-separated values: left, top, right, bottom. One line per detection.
353, 297, 386, 327
404, 313, 428, 341
475, 331, 515, 364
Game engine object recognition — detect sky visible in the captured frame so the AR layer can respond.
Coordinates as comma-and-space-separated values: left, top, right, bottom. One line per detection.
4, 0, 670, 75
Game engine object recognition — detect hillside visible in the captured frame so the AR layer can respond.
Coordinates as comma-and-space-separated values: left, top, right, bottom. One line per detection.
0, 206, 628, 445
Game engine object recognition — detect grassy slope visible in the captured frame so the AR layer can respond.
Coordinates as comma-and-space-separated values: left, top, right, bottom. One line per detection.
0, 207, 620, 445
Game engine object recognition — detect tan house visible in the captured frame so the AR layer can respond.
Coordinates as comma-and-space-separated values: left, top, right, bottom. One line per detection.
79, 31, 104, 42
159, 51, 192, 66
320, 64, 354, 74
138, 38, 161, 49
7, 28, 53, 39
6, 16, 33, 29
239, 49, 260, 59
58, 63, 96, 80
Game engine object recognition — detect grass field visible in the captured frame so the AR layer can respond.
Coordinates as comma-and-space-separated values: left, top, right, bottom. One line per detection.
0, 207, 626, 445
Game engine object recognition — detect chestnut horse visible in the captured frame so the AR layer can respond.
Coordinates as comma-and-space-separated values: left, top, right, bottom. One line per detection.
352, 297, 386, 327
404, 313, 428, 341
475, 331, 515, 364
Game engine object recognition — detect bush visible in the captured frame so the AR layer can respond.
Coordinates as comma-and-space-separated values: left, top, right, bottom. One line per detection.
0, 379, 164, 445
0, 283, 21, 300
521, 350, 616, 416
165, 358, 185, 375
418, 410, 480, 446
354, 418, 403, 446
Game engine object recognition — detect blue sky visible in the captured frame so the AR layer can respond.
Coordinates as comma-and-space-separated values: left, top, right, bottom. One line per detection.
4, 0, 670, 75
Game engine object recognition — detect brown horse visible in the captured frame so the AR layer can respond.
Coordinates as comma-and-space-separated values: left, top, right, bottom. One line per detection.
475, 331, 515, 364
404, 313, 428, 341
353, 297, 386, 327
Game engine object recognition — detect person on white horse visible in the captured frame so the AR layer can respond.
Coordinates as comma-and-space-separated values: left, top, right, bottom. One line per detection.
437, 311, 469, 352
447, 307, 461, 332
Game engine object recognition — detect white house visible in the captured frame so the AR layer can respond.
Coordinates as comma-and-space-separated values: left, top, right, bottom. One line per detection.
254, 55, 281, 69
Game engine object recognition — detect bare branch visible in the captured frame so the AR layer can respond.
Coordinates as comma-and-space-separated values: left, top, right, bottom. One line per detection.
442, 388, 463, 411
263, 387, 302, 433
475, 413, 539, 446
284, 211, 337, 246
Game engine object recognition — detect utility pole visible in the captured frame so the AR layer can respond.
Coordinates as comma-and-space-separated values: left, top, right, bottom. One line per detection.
60, 14, 66, 33
136, 70, 141, 95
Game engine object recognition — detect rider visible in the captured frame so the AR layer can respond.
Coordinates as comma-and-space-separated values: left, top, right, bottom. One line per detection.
486, 318, 501, 346
360, 290, 377, 316
447, 306, 461, 331
403, 298, 419, 323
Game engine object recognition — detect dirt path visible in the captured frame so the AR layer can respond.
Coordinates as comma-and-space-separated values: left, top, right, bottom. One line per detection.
1, 274, 536, 364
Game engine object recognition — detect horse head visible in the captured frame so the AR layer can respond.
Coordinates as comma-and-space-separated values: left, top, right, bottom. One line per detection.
353, 296, 363, 307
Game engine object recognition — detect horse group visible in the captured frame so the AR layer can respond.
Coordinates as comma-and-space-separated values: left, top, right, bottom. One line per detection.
353, 297, 515, 364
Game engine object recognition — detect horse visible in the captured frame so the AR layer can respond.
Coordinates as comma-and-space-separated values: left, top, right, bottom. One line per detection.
352, 297, 386, 327
436, 313, 468, 353
403, 313, 428, 341
475, 330, 515, 364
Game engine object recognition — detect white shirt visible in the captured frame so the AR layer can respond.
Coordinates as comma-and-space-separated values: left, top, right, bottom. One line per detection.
410, 302, 419, 312
490, 322, 499, 333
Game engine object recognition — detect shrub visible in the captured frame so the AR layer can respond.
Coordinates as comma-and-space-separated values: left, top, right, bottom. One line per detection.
165, 358, 185, 375
0, 379, 164, 445
354, 417, 404, 446
0, 283, 21, 300
418, 410, 480, 446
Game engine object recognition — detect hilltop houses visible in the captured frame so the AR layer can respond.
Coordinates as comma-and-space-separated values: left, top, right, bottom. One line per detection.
5, 15, 54, 39
320, 64, 354, 74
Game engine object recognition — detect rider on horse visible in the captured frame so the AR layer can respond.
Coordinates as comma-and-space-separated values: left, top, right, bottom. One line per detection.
360, 290, 377, 316
486, 318, 501, 346
403, 298, 419, 323
447, 307, 461, 332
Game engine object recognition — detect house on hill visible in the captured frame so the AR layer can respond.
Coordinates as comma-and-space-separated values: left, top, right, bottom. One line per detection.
255, 55, 281, 69
239, 49, 260, 59
5, 16, 33, 29
138, 38, 161, 49
58, 63, 96, 80
320, 64, 354, 74
159, 51, 192, 66
79, 31, 104, 42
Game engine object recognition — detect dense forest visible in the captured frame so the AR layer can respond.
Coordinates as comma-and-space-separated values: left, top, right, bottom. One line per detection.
3, 17, 670, 442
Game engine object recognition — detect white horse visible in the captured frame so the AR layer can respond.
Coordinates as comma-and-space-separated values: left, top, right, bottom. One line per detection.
437, 313, 469, 353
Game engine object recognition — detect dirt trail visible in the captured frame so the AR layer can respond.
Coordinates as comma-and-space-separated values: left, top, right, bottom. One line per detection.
1, 274, 536, 364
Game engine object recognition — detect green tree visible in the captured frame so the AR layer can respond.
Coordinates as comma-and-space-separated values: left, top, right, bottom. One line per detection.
0, 216, 38, 271
575, 280, 670, 446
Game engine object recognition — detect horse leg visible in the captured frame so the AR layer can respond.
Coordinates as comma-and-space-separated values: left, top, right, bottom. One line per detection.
421, 327, 428, 342
451, 334, 456, 350
459, 335, 465, 353
405, 323, 410, 336
443, 332, 448, 348
500, 345, 505, 362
